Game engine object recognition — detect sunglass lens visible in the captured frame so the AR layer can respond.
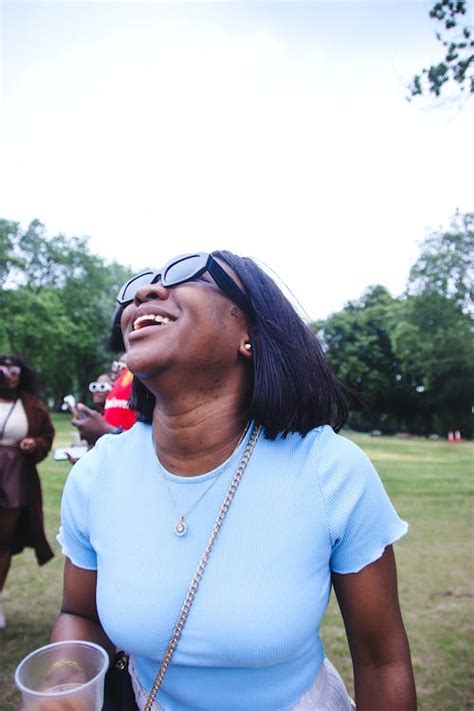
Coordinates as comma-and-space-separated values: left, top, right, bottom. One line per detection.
164, 255, 204, 285
121, 271, 155, 303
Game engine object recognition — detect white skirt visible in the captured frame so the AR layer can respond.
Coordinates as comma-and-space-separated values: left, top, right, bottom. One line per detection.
290, 659, 355, 710
129, 656, 355, 710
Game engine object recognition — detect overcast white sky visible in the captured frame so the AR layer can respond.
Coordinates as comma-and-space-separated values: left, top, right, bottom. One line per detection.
1, 0, 472, 320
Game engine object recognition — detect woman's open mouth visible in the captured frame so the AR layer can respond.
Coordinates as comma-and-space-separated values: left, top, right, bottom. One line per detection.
133, 314, 172, 331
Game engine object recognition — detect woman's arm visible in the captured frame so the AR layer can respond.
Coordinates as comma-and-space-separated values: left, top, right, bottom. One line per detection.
51, 558, 115, 656
332, 545, 416, 711
22, 396, 55, 463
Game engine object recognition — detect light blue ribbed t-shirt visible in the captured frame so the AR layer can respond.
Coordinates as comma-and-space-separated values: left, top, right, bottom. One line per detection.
58, 423, 408, 711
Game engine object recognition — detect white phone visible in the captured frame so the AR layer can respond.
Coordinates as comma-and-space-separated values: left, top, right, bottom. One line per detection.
62, 394, 80, 418
53, 445, 89, 461
53, 447, 69, 461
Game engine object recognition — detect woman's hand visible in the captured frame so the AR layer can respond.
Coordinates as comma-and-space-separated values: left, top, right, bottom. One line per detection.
17, 697, 92, 711
71, 404, 115, 446
19, 437, 36, 453
16, 659, 91, 711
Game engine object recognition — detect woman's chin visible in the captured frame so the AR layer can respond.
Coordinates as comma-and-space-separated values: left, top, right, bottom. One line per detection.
0, 386, 16, 399
126, 354, 164, 382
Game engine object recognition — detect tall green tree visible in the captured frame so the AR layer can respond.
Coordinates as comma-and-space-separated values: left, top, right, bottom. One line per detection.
314, 286, 416, 432
408, 0, 474, 99
0, 219, 22, 289
391, 292, 473, 434
0, 219, 132, 404
315, 286, 473, 436
314, 211, 474, 436
407, 211, 473, 311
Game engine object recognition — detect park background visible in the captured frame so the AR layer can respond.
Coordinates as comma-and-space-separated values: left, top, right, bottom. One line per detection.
0, 421, 472, 709
1, 1, 473, 709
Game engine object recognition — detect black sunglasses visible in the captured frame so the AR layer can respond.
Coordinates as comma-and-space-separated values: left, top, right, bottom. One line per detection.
117, 253, 250, 312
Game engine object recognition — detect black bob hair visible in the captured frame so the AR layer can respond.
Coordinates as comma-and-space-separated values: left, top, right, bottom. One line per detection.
0, 354, 39, 395
129, 250, 348, 439
106, 305, 126, 353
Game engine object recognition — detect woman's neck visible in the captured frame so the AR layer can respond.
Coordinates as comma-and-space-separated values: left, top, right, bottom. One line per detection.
152, 395, 249, 477
0, 388, 17, 402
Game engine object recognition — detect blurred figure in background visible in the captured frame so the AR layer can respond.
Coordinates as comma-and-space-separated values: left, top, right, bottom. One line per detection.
102, 360, 136, 431
89, 373, 113, 414
75, 362, 136, 444
73, 308, 136, 445
110, 358, 127, 383
0, 354, 54, 629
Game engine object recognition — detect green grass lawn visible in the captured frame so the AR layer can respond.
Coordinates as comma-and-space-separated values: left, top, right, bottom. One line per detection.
1, 415, 473, 709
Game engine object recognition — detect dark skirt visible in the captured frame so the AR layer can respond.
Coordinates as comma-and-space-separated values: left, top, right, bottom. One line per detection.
0, 445, 29, 507
0, 444, 54, 565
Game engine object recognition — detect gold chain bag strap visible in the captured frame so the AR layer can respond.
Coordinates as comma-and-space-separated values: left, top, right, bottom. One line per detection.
144, 424, 261, 711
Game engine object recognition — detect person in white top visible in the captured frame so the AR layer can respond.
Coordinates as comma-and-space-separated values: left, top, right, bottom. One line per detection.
0, 354, 54, 629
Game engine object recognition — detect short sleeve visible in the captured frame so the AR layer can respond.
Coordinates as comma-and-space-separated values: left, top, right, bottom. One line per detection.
316, 427, 408, 574
57, 448, 99, 570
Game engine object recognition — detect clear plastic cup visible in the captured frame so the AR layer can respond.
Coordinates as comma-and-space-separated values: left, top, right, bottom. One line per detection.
15, 640, 109, 710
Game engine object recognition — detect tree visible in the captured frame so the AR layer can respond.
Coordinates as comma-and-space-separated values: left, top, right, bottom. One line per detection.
0, 219, 22, 289
0, 219, 132, 404
408, 0, 474, 99
314, 286, 417, 432
407, 211, 473, 311
0, 286, 82, 400
315, 279, 473, 436
391, 293, 473, 434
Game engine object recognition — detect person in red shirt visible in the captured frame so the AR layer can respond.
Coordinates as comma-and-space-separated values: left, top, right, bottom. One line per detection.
88, 373, 113, 414
102, 365, 136, 431
72, 307, 137, 445
73, 363, 136, 445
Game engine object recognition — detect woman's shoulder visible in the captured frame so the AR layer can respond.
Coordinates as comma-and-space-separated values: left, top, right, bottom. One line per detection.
73, 421, 150, 472
280, 425, 378, 490
96, 420, 150, 453
313, 425, 368, 461
64, 422, 151, 497
308, 427, 386, 506
276, 425, 365, 463
20, 391, 46, 412
20, 392, 52, 429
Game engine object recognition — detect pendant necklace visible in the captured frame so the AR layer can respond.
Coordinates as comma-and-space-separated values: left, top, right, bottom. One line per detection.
157, 422, 250, 537
162, 477, 220, 537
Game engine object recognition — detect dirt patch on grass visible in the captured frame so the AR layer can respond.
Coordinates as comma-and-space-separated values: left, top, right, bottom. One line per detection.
363, 451, 440, 463
429, 590, 474, 600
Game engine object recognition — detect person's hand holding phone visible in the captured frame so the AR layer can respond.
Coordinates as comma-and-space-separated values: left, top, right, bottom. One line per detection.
63, 395, 82, 420
71, 404, 115, 446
